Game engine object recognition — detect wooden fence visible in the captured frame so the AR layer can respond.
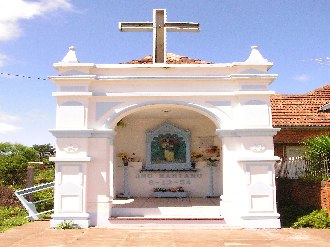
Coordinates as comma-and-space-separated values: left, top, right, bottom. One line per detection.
275, 157, 329, 179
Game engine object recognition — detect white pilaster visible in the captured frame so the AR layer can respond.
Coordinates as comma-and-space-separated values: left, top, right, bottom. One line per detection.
108, 130, 116, 200
50, 158, 91, 228
217, 128, 281, 228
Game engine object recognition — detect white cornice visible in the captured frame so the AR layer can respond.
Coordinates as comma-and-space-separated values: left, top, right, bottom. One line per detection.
53, 63, 95, 69
48, 75, 96, 81
104, 91, 276, 97
216, 128, 280, 137
50, 157, 92, 162
238, 156, 280, 162
49, 129, 116, 138
52, 61, 273, 71
95, 74, 277, 81
48, 74, 277, 82
94, 62, 273, 69
52, 92, 93, 97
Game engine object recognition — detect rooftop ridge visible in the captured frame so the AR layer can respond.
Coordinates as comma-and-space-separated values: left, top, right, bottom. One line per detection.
121, 53, 213, 64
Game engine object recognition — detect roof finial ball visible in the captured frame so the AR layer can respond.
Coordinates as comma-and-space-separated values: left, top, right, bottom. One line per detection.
61, 45, 79, 63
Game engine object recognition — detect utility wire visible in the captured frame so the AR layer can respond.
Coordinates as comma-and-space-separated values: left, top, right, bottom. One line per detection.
0, 72, 47, 81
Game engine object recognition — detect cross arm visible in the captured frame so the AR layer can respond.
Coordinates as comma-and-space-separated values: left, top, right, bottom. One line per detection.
119, 22, 153, 32
165, 22, 200, 32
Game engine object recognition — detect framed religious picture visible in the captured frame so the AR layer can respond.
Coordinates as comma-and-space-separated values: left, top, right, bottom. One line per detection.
145, 123, 191, 170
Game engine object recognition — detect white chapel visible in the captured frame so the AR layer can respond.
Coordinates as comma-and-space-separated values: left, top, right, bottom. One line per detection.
49, 9, 281, 228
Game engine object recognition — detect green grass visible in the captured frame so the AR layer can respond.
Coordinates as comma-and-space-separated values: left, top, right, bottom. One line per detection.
0, 206, 29, 232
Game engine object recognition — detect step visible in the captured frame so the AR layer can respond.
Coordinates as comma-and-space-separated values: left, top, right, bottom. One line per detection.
109, 216, 226, 226
111, 206, 221, 218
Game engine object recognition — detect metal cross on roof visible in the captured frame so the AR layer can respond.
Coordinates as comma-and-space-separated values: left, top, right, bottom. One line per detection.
119, 9, 199, 64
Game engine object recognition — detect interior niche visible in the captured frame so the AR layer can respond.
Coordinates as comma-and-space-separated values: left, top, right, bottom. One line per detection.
145, 123, 191, 170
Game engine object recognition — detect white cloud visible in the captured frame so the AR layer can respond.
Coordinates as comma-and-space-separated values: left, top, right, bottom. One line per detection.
311, 57, 330, 66
0, 123, 21, 133
24, 110, 48, 121
0, 111, 20, 122
0, 111, 21, 134
0, 53, 8, 67
0, 0, 73, 41
293, 74, 310, 82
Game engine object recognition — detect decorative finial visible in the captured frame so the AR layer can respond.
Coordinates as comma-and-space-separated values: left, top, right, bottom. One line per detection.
61, 46, 79, 63
245, 45, 268, 64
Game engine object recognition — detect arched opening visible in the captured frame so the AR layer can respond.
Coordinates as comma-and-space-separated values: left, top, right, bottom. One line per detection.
110, 104, 223, 218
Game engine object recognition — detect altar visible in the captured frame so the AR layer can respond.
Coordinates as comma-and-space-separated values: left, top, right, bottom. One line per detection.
114, 120, 221, 198
49, 9, 281, 229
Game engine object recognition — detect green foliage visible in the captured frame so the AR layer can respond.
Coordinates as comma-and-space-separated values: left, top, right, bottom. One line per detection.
32, 143, 55, 164
304, 135, 330, 160
57, 220, 80, 229
292, 209, 330, 229
34, 163, 55, 184
0, 206, 29, 232
33, 188, 54, 212
303, 135, 330, 181
33, 163, 55, 212
0, 143, 39, 187
278, 204, 316, 228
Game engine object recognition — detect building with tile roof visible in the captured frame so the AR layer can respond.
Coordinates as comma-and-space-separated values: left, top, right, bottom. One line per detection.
122, 53, 330, 160
271, 84, 330, 158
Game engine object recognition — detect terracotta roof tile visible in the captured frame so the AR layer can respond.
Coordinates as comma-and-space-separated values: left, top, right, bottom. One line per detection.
271, 84, 330, 127
122, 53, 213, 64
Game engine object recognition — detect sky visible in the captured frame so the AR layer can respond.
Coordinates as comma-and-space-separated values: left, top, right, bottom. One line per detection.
0, 0, 329, 146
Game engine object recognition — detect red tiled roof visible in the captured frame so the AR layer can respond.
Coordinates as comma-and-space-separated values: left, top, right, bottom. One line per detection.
271, 84, 330, 127
122, 53, 213, 64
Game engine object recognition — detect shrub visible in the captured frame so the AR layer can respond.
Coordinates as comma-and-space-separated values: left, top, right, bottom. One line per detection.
303, 135, 330, 181
0, 186, 20, 207
34, 163, 55, 184
0, 206, 29, 232
278, 204, 316, 228
292, 209, 330, 229
0, 143, 39, 187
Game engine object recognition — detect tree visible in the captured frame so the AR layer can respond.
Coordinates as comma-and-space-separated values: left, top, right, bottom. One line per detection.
32, 144, 55, 160
303, 135, 330, 180
0, 143, 39, 187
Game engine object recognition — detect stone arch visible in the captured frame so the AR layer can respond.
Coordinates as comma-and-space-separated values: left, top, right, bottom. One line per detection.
102, 100, 228, 129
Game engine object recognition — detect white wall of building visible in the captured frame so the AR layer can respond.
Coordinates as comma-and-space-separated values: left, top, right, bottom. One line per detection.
49, 46, 281, 229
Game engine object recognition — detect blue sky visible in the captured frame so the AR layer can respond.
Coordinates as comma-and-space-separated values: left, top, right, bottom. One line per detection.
0, 0, 329, 146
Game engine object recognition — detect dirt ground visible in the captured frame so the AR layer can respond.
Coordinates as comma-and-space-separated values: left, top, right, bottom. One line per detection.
1, 220, 330, 247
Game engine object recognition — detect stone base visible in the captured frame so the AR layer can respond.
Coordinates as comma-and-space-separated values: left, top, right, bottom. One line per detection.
50, 213, 90, 228
240, 214, 281, 229
153, 191, 187, 198
220, 197, 281, 228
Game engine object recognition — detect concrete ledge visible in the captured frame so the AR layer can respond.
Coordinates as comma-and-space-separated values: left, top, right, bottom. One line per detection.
50, 213, 90, 228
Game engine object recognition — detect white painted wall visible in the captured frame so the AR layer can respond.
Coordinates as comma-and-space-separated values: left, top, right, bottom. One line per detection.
114, 116, 221, 197
50, 46, 281, 229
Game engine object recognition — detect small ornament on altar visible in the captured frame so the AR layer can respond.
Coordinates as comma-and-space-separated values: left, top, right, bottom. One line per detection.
206, 146, 220, 157
207, 157, 220, 166
191, 152, 203, 168
117, 153, 129, 166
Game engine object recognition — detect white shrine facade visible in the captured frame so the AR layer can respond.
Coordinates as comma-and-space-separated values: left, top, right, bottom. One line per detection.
49, 9, 280, 229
